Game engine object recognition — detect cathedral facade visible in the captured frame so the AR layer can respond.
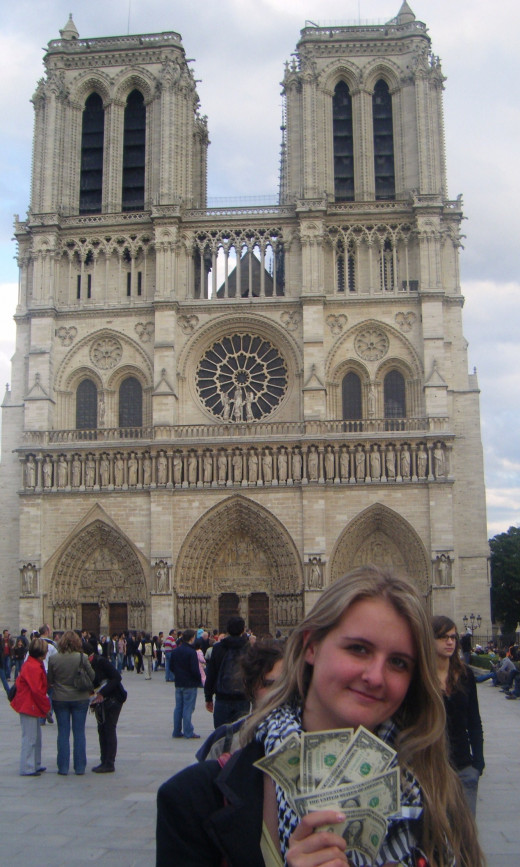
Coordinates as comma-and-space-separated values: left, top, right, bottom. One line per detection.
0, 4, 490, 637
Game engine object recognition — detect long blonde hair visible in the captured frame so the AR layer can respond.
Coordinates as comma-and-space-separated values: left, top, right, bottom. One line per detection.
243, 566, 485, 867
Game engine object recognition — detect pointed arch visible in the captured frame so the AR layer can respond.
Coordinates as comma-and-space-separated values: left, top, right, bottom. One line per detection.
330, 503, 430, 595
175, 496, 304, 632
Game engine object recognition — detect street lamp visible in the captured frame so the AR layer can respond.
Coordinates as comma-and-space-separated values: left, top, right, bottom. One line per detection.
462, 613, 482, 633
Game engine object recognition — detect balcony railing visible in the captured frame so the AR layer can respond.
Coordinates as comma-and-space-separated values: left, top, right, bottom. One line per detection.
20, 417, 449, 447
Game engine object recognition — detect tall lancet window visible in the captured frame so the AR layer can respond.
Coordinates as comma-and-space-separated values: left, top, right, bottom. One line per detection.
122, 90, 146, 211
76, 379, 98, 430
373, 80, 395, 200
79, 93, 104, 214
333, 81, 354, 201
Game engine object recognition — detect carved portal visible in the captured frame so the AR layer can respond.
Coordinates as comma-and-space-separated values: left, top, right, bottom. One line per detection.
330, 504, 430, 596
175, 496, 303, 631
50, 520, 147, 630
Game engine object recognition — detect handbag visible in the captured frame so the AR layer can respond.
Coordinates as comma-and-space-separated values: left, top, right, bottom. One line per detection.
73, 652, 94, 691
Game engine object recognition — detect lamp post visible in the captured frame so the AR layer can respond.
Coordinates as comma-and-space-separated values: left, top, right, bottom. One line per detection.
462, 613, 482, 634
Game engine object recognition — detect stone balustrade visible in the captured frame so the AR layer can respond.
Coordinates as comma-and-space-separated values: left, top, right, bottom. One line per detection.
21, 436, 452, 492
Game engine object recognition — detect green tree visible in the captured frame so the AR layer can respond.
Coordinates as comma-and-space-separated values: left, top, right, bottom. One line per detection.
490, 525, 520, 634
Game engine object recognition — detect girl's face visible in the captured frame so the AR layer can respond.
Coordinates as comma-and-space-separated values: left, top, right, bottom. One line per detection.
434, 629, 458, 660
303, 597, 416, 732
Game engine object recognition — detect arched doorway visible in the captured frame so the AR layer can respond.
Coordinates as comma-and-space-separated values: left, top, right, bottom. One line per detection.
330, 503, 430, 597
175, 496, 303, 634
49, 519, 148, 633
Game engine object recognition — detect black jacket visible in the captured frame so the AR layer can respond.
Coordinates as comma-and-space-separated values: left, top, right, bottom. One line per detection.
444, 666, 484, 773
204, 635, 248, 702
170, 642, 201, 688
91, 656, 127, 704
156, 739, 265, 867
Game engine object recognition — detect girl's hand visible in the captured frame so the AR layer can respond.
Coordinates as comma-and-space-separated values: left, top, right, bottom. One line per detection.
286, 811, 350, 867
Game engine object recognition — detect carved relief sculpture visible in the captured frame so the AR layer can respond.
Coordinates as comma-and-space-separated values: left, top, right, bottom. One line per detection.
71, 455, 82, 487
85, 456, 95, 487
57, 455, 68, 488
203, 452, 212, 483
340, 447, 349, 480
401, 447, 411, 479
232, 450, 242, 483
355, 445, 365, 480
248, 451, 258, 484
385, 445, 396, 479
188, 452, 197, 484
435, 553, 452, 586
370, 445, 381, 480
173, 452, 182, 485
277, 449, 288, 483
21, 563, 37, 595
155, 560, 170, 593
143, 453, 152, 486
307, 557, 323, 590
433, 443, 445, 478
217, 452, 227, 484
128, 453, 138, 486
99, 454, 110, 487
262, 450, 273, 483
157, 451, 168, 485
292, 450, 302, 481
42, 457, 53, 488
417, 444, 427, 478
114, 454, 124, 487
325, 446, 334, 481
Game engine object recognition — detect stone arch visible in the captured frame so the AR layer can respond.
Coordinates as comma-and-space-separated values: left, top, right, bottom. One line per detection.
362, 59, 402, 94
46, 510, 148, 632
113, 69, 156, 105
320, 62, 361, 95
69, 71, 112, 109
330, 503, 430, 596
175, 495, 304, 633
325, 318, 423, 382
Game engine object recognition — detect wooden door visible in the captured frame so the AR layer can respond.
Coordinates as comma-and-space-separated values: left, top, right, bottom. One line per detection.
248, 592, 270, 637
81, 603, 100, 635
219, 593, 239, 633
109, 603, 128, 634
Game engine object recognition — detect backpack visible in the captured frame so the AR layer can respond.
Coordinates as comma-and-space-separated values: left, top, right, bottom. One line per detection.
215, 646, 244, 696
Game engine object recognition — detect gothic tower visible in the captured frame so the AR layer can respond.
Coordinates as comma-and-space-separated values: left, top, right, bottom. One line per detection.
0, 6, 489, 637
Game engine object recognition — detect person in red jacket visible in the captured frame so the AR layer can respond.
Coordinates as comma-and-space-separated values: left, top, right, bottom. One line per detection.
10, 637, 51, 776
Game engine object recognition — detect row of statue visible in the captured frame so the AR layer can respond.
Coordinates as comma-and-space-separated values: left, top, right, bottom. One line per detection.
23, 441, 449, 489
175, 594, 303, 630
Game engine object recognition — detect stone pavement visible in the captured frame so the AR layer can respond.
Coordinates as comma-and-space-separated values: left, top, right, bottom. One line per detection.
0, 672, 517, 865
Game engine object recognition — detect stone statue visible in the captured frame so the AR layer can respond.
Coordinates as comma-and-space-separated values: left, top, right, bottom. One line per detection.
277, 449, 288, 483
436, 553, 451, 585
217, 452, 227, 484
221, 389, 231, 421
232, 386, 243, 422
325, 446, 334, 481
401, 446, 410, 478
434, 444, 445, 478
128, 453, 138, 486
57, 456, 68, 488
292, 450, 302, 482
248, 451, 258, 483
114, 454, 124, 487
85, 456, 95, 487
143, 454, 152, 486
385, 445, 396, 479
308, 558, 322, 589
71, 456, 82, 487
245, 390, 254, 422
368, 385, 376, 418
340, 447, 349, 480
25, 456, 36, 488
417, 444, 427, 478
42, 458, 53, 488
355, 445, 365, 480
232, 450, 242, 483
307, 446, 318, 481
99, 455, 110, 487
156, 563, 169, 593
22, 565, 35, 595
262, 450, 272, 483
188, 452, 197, 484
370, 445, 381, 480
157, 451, 168, 485
98, 394, 105, 428
173, 453, 182, 485
203, 453, 212, 483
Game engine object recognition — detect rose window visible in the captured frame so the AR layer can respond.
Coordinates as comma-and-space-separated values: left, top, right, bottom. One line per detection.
196, 334, 288, 421
90, 337, 123, 369
354, 328, 389, 361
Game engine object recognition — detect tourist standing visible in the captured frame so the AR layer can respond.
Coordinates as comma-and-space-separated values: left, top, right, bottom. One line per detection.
47, 631, 94, 775
170, 629, 201, 739
10, 637, 50, 775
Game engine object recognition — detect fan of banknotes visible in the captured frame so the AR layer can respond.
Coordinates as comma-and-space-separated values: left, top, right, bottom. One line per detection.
254, 725, 400, 865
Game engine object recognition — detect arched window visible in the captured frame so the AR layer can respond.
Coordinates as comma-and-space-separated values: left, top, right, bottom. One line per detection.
337, 239, 356, 293
384, 370, 405, 418
76, 379, 98, 429
122, 90, 146, 211
333, 81, 354, 201
380, 238, 394, 291
119, 377, 142, 428
342, 372, 362, 420
80, 93, 104, 214
373, 80, 395, 200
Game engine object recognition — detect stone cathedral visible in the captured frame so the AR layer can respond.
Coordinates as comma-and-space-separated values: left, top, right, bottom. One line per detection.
0, 4, 490, 637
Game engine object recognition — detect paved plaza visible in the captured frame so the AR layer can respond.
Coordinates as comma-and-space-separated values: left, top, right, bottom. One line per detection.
0, 672, 517, 865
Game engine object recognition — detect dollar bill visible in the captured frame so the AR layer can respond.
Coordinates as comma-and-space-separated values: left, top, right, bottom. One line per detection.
318, 807, 388, 864
320, 725, 396, 789
253, 733, 302, 797
293, 768, 400, 819
300, 729, 354, 793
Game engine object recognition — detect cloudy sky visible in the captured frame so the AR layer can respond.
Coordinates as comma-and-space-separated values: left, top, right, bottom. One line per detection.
0, 0, 518, 537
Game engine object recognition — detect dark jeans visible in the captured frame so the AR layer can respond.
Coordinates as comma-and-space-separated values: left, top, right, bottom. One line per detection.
0, 667, 9, 695
213, 698, 250, 729
94, 698, 123, 768
173, 687, 198, 738
53, 699, 90, 774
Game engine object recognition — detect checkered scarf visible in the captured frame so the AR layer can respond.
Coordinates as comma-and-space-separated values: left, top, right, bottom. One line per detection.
255, 705, 429, 866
